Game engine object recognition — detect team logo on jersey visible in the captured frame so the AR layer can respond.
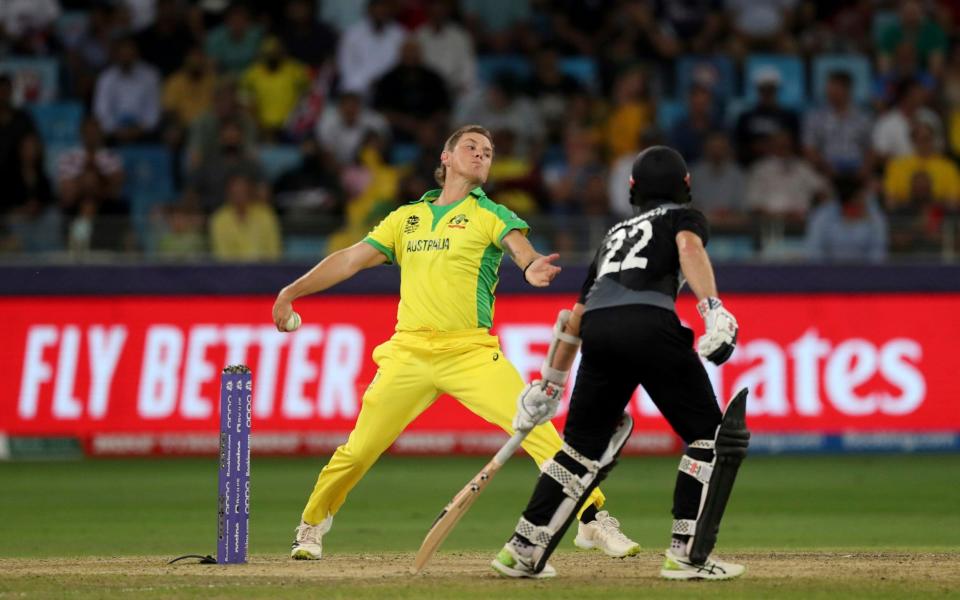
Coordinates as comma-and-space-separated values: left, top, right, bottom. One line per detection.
448, 214, 469, 229
404, 215, 420, 234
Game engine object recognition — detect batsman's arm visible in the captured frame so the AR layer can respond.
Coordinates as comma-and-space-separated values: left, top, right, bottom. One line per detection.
676, 231, 718, 302
501, 230, 560, 287
272, 242, 387, 330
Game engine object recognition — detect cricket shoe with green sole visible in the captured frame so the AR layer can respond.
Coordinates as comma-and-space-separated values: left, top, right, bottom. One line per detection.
290, 516, 332, 560
491, 540, 557, 579
660, 548, 745, 580
573, 511, 641, 558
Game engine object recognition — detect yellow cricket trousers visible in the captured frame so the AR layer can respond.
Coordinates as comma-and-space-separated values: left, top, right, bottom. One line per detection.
301, 328, 605, 523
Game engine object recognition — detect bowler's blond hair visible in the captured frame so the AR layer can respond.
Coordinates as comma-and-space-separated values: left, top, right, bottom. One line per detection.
434, 125, 494, 186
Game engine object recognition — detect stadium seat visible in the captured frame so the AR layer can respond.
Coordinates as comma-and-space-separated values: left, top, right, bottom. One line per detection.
284, 235, 326, 260
28, 102, 84, 146
811, 54, 873, 107
657, 99, 686, 132
116, 145, 176, 244
724, 97, 751, 128
55, 11, 89, 48
744, 55, 806, 110
390, 142, 421, 166
477, 55, 533, 84
675, 55, 736, 99
258, 145, 302, 182
0, 58, 59, 104
559, 57, 598, 91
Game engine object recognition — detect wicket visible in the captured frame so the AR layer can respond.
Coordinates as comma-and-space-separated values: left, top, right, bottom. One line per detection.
217, 365, 251, 564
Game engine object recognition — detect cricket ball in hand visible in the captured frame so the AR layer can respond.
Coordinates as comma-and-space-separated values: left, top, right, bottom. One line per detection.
284, 311, 302, 332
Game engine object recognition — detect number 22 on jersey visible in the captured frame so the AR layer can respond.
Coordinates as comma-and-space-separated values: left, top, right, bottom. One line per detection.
597, 220, 653, 278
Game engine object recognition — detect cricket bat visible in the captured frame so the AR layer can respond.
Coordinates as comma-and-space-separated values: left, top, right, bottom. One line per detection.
411, 429, 529, 574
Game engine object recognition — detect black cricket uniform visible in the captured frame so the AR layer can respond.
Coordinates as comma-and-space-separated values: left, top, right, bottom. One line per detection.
522, 201, 722, 527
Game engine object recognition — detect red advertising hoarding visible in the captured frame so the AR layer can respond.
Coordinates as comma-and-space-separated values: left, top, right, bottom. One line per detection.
2, 294, 957, 455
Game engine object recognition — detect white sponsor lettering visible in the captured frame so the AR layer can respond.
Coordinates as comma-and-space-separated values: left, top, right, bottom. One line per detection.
789, 329, 831, 416
87, 326, 127, 419
282, 326, 323, 418
52, 325, 82, 418
731, 339, 789, 416
181, 325, 220, 419
253, 326, 287, 418
18, 326, 58, 419
878, 339, 925, 415
138, 325, 183, 418
318, 325, 364, 419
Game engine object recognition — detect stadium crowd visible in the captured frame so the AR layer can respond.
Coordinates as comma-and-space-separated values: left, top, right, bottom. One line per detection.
0, 0, 958, 262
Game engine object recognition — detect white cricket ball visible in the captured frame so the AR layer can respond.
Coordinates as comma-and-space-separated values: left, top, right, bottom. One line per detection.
284, 311, 302, 332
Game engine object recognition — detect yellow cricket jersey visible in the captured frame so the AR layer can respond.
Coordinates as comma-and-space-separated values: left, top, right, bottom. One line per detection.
363, 187, 529, 332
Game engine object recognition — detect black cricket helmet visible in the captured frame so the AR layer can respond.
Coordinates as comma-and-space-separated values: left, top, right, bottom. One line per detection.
629, 145, 691, 207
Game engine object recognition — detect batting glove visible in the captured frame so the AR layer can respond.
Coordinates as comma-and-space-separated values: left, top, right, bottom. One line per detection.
697, 297, 738, 365
513, 380, 563, 432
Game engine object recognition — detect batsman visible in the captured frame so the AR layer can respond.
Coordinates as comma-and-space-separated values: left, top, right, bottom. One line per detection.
272, 125, 639, 560
492, 146, 749, 580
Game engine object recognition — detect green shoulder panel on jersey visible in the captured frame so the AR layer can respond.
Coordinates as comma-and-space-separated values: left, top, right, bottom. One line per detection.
475, 193, 530, 246
476, 243, 503, 328
362, 237, 395, 264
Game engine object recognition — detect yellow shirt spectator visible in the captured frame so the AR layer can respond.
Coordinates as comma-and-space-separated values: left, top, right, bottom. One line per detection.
210, 200, 282, 261
162, 52, 217, 126
883, 154, 960, 207
242, 58, 309, 131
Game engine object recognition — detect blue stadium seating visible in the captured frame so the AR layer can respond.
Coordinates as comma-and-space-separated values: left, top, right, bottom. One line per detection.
284, 235, 326, 259
0, 58, 60, 104
389, 142, 421, 166
559, 57, 598, 91
657, 99, 686, 132
28, 101, 84, 146
675, 55, 736, 99
258, 145, 302, 182
477, 55, 533, 84
811, 54, 873, 107
116, 145, 176, 245
744, 55, 807, 110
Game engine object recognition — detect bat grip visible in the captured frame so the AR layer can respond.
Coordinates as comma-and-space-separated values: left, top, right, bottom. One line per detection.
493, 429, 529, 466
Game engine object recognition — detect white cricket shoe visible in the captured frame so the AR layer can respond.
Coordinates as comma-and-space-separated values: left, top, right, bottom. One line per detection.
660, 548, 745, 580
290, 516, 332, 560
491, 540, 557, 579
574, 511, 641, 557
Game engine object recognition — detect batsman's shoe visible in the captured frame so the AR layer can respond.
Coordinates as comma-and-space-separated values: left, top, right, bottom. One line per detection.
574, 511, 641, 558
290, 516, 332, 560
660, 548, 745, 580
491, 541, 556, 579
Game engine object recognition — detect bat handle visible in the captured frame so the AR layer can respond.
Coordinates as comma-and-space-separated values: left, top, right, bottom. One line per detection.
493, 429, 529, 466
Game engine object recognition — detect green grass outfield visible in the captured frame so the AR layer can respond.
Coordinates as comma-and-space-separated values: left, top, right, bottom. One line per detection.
0, 454, 958, 598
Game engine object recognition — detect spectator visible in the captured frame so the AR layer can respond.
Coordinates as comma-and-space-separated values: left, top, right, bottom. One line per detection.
525, 46, 585, 143
320, 0, 369, 32
0, 75, 37, 203
602, 67, 655, 161
136, 0, 197, 77
93, 36, 162, 144
65, 3, 122, 100
486, 129, 543, 216
0, 0, 61, 55
209, 174, 282, 261
746, 129, 829, 220
543, 126, 605, 216
802, 70, 874, 179
734, 66, 800, 165
878, 0, 947, 78
806, 177, 887, 263
888, 171, 948, 254
315, 92, 390, 164
187, 80, 258, 168
872, 78, 943, 161
57, 117, 125, 213
460, 0, 530, 52
241, 37, 310, 138
415, 0, 478, 97
454, 75, 545, 159
372, 38, 451, 142
689, 131, 748, 227
669, 83, 724, 164
656, 0, 724, 53
883, 120, 960, 208
121, 0, 158, 31
280, 0, 338, 67
336, 0, 406, 95
274, 138, 344, 232
205, 3, 264, 75
162, 45, 217, 128
873, 41, 936, 107
2, 133, 62, 252
187, 119, 267, 211
155, 201, 207, 259
725, 0, 798, 55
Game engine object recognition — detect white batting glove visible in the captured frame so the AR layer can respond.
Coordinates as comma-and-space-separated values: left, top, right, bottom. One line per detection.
696, 297, 738, 365
513, 380, 563, 432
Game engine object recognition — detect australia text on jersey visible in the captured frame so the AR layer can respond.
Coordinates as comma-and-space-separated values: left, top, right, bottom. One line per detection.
406, 238, 451, 252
